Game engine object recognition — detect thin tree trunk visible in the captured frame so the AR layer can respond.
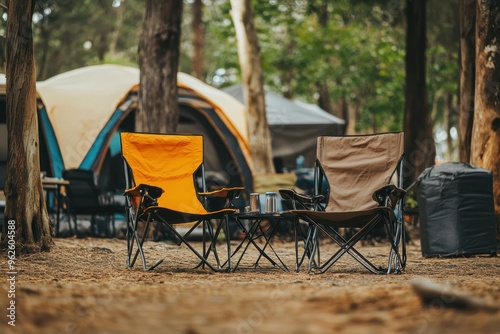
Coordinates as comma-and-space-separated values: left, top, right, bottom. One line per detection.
471, 0, 500, 237
459, 0, 476, 163
1, 0, 53, 253
96, 0, 114, 61
109, 0, 126, 55
337, 95, 349, 134
35, 20, 51, 80
346, 101, 358, 135
230, 0, 274, 174
314, 1, 333, 115
403, 0, 436, 189
282, 40, 296, 99
192, 0, 204, 80
316, 82, 332, 114
137, 0, 183, 134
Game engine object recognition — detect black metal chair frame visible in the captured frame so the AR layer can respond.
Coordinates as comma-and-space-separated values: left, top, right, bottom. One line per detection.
281, 141, 407, 275
120, 133, 243, 272
123, 182, 233, 272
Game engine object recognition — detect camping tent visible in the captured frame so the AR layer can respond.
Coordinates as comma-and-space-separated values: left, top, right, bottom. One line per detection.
0, 65, 254, 194
223, 84, 345, 170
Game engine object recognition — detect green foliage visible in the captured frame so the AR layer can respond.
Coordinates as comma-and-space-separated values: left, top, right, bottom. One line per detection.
32, 0, 143, 80
14, 0, 458, 134
253, 0, 407, 132
191, 0, 411, 132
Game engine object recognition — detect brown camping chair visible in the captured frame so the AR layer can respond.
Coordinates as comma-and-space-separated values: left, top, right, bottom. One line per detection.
280, 132, 406, 274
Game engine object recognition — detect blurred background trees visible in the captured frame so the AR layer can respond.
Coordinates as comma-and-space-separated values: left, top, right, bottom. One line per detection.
0, 0, 459, 159
1, 0, 498, 236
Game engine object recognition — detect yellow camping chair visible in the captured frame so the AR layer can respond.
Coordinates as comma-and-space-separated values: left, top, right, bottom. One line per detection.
280, 132, 407, 274
120, 132, 243, 271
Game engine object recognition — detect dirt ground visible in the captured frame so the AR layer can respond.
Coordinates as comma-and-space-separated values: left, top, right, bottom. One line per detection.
1, 232, 499, 334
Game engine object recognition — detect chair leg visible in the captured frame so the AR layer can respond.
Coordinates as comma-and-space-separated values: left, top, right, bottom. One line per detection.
294, 220, 320, 273
127, 213, 150, 270
74, 215, 78, 237
104, 214, 115, 238
112, 214, 116, 237
70, 213, 78, 237
108, 214, 115, 238
155, 215, 223, 272
90, 215, 97, 237
196, 220, 223, 270
384, 219, 406, 273
310, 216, 395, 274
225, 215, 231, 272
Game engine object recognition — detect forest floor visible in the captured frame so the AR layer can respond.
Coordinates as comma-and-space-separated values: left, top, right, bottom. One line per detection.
1, 231, 499, 334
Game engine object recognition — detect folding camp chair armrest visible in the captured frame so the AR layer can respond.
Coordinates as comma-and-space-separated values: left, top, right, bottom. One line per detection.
372, 185, 406, 207
124, 183, 164, 199
200, 186, 244, 211
279, 188, 324, 210
199, 186, 244, 200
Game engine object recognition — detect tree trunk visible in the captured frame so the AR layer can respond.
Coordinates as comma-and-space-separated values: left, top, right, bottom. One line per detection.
313, 1, 333, 116
96, 0, 114, 61
230, 0, 274, 174
316, 82, 333, 115
109, 0, 126, 55
1, 0, 53, 253
346, 101, 358, 135
137, 0, 183, 134
336, 95, 349, 134
36, 18, 52, 80
281, 40, 296, 99
459, 0, 476, 163
471, 0, 500, 237
192, 0, 204, 80
403, 0, 436, 189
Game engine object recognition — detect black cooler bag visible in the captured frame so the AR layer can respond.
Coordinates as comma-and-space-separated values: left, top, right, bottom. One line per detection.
415, 162, 497, 257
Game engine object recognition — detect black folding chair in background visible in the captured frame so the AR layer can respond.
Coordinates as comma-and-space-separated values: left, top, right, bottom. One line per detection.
63, 169, 122, 237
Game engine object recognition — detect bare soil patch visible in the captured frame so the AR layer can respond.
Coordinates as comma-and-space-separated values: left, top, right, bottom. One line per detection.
1, 236, 499, 334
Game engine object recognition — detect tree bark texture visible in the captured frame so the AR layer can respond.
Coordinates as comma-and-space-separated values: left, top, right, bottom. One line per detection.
403, 0, 436, 188
137, 0, 183, 134
1, 0, 53, 253
313, 2, 333, 116
316, 82, 333, 115
471, 0, 500, 231
346, 101, 359, 135
96, 0, 114, 61
192, 0, 204, 80
230, 0, 275, 174
459, 0, 476, 163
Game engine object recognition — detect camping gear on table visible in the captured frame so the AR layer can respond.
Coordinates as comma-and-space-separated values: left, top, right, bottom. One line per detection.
415, 162, 497, 257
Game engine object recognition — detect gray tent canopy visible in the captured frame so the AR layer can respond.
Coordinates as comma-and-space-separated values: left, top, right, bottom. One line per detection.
223, 84, 345, 170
